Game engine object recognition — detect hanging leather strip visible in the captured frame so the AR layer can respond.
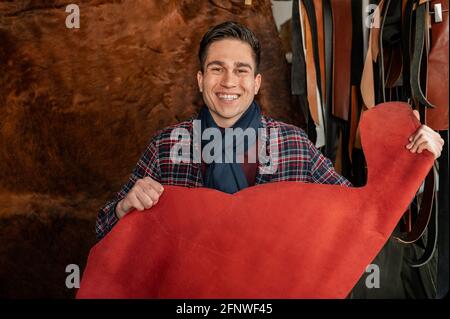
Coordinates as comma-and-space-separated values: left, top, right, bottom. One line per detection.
330, 0, 353, 121
291, 0, 308, 97
323, 0, 339, 161
348, 85, 359, 161
402, 0, 415, 101
303, 0, 325, 102
358, 1, 386, 151
406, 168, 438, 268
301, 0, 326, 147
410, 0, 435, 108
323, 0, 334, 109
381, 0, 403, 89
300, 0, 320, 126
314, 0, 326, 102
395, 167, 436, 244
437, 130, 449, 298
350, 0, 366, 86
379, 0, 392, 102
302, 0, 327, 144
361, 0, 385, 109
425, 0, 449, 130
347, 0, 365, 161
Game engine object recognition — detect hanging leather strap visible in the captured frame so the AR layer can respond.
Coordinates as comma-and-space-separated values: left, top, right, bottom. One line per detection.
291, 0, 308, 97
395, 166, 436, 244
348, 85, 359, 161
425, 0, 449, 130
410, 0, 435, 108
323, 0, 334, 111
330, 0, 353, 121
303, 0, 325, 103
396, 168, 437, 267
379, 0, 392, 102
323, 0, 339, 161
402, 0, 415, 101
314, 0, 326, 103
380, 0, 403, 89
303, 0, 327, 144
361, 0, 385, 109
437, 130, 449, 297
300, 0, 320, 126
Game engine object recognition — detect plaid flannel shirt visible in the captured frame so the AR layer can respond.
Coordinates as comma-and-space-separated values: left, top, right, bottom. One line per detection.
96, 115, 352, 239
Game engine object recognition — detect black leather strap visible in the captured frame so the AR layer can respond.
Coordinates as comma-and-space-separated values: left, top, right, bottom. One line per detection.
395, 166, 436, 244
407, 167, 438, 268
437, 130, 449, 298
410, 0, 435, 108
402, 0, 415, 101
379, 0, 392, 102
323, 0, 338, 161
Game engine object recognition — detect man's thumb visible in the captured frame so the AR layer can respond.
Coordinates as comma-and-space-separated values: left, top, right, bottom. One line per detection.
412, 109, 420, 121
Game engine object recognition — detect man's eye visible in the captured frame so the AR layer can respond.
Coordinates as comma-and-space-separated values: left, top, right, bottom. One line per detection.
211, 67, 222, 72
237, 69, 249, 74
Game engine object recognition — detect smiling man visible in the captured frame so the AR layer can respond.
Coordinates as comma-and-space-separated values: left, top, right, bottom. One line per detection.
96, 21, 444, 240
197, 36, 261, 128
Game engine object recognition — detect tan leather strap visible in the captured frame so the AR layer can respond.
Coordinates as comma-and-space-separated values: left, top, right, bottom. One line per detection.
360, 0, 385, 109
300, 0, 320, 126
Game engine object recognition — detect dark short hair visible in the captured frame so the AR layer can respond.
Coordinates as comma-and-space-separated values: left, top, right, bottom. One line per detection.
198, 21, 261, 74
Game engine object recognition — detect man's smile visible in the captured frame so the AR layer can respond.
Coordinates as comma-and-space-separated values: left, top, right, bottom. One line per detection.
216, 92, 241, 101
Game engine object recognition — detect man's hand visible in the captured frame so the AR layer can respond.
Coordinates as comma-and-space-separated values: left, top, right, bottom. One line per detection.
406, 110, 445, 159
116, 176, 164, 219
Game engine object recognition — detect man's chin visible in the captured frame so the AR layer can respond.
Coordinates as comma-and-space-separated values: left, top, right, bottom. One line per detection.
217, 110, 243, 121
211, 104, 237, 115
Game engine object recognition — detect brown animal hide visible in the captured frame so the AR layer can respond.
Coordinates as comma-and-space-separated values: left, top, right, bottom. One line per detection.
0, 0, 298, 297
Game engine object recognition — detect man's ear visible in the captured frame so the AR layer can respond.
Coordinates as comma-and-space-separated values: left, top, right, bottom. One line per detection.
254, 73, 262, 95
197, 71, 203, 93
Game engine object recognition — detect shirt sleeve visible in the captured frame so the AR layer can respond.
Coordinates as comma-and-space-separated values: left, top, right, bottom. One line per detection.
95, 135, 161, 240
307, 138, 353, 187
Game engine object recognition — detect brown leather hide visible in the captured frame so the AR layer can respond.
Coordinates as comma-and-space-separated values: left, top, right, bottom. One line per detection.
0, 0, 297, 297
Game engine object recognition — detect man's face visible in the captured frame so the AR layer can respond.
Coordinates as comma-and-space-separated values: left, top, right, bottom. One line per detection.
197, 39, 262, 128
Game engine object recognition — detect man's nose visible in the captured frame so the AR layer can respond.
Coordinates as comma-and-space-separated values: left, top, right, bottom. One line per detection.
220, 70, 238, 88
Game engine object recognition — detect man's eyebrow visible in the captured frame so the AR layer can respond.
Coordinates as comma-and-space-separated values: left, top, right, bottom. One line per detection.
235, 62, 253, 70
205, 61, 253, 70
206, 61, 225, 68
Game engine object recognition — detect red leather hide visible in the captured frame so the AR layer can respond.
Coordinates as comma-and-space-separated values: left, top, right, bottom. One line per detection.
77, 102, 433, 299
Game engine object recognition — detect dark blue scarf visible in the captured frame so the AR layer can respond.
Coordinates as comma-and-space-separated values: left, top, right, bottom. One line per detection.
198, 101, 262, 194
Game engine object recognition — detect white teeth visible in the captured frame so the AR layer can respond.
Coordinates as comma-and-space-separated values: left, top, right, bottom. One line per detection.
217, 94, 239, 100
